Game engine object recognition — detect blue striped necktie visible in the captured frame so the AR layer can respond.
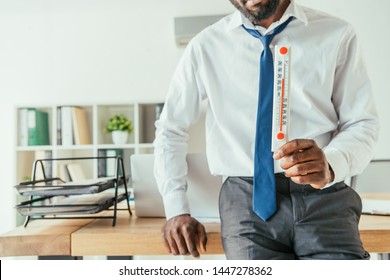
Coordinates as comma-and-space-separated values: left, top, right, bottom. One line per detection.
243, 17, 293, 221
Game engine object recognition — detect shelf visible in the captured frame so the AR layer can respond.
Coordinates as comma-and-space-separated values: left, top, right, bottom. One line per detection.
14, 101, 205, 226
14, 102, 163, 226
16, 145, 53, 152
96, 144, 137, 149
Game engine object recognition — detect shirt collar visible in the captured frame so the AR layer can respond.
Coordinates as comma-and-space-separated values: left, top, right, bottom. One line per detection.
225, 0, 308, 33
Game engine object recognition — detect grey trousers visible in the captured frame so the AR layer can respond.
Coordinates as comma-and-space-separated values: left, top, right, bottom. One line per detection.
219, 174, 370, 260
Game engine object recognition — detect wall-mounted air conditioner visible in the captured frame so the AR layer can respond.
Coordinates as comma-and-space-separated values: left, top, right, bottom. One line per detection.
174, 14, 226, 47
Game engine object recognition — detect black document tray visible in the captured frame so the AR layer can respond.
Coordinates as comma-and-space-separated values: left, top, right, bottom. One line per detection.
16, 190, 127, 216
16, 156, 132, 227
14, 177, 127, 197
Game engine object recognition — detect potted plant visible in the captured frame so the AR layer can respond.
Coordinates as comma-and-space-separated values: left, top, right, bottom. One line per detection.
105, 114, 133, 144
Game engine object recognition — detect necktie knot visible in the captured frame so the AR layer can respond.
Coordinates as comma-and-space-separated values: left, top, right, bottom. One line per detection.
259, 35, 273, 49
242, 17, 294, 49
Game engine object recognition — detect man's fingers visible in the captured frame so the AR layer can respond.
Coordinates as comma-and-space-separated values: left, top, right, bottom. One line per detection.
183, 236, 199, 258
162, 235, 172, 254
279, 148, 319, 170
182, 223, 208, 257
164, 232, 180, 255
274, 139, 316, 160
173, 233, 191, 256
181, 224, 199, 258
274, 139, 332, 189
161, 215, 207, 258
198, 223, 207, 253
284, 161, 324, 177
289, 172, 327, 187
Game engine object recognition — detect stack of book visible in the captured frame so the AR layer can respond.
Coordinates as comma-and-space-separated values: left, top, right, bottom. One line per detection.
57, 106, 91, 146
98, 149, 123, 178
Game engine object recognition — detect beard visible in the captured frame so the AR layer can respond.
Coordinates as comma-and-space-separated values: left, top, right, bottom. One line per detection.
229, 0, 280, 24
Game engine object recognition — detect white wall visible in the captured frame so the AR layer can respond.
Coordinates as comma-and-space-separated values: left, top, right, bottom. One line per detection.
0, 0, 389, 234
0, 0, 234, 233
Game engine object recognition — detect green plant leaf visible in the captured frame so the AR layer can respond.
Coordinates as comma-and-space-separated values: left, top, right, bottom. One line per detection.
104, 113, 133, 134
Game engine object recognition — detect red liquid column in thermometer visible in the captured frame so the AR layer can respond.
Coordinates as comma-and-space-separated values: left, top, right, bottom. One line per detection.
272, 46, 290, 151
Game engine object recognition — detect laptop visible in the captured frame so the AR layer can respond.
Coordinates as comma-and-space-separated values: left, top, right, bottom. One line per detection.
130, 153, 222, 220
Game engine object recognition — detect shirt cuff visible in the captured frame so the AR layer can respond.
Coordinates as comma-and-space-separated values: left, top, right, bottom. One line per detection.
162, 190, 191, 220
323, 146, 349, 186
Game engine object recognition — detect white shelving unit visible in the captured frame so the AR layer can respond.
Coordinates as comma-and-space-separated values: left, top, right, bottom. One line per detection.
14, 102, 206, 226
15, 103, 163, 181
14, 102, 162, 225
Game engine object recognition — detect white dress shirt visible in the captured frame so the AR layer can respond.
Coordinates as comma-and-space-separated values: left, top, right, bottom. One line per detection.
154, 0, 380, 219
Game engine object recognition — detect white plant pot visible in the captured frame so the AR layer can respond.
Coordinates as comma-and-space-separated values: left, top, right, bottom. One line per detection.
111, 131, 128, 145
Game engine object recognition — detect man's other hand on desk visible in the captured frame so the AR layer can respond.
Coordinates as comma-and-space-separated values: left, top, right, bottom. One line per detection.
161, 214, 207, 258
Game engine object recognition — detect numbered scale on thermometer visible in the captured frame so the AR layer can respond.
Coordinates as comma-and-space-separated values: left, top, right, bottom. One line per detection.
272, 45, 291, 151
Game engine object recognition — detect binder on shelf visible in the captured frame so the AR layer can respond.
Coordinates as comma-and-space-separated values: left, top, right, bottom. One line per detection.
60, 106, 74, 146
27, 108, 50, 146
106, 149, 124, 177
58, 106, 91, 146
97, 149, 124, 177
56, 107, 62, 145
98, 149, 107, 178
18, 108, 29, 146
34, 150, 53, 181
72, 106, 91, 145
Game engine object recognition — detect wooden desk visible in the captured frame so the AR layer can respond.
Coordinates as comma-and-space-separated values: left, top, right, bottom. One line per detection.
70, 211, 390, 256
359, 215, 390, 253
1, 195, 390, 257
0, 218, 94, 257
359, 193, 390, 253
71, 212, 223, 256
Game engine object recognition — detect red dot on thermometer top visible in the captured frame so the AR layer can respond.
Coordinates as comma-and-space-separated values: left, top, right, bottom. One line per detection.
277, 132, 285, 140
280, 47, 288, 55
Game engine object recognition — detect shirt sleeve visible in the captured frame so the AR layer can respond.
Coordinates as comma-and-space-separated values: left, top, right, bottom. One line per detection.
153, 42, 205, 220
323, 25, 380, 184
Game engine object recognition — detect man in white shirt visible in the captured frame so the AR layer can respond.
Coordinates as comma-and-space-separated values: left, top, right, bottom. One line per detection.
154, 0, 379, 259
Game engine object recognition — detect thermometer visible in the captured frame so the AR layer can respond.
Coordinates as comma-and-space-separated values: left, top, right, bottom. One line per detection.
272, 45, 291, 151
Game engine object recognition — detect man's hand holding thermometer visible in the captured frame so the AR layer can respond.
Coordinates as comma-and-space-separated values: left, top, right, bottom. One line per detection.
271, 46, 334, 189
273, 139, 334, 189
